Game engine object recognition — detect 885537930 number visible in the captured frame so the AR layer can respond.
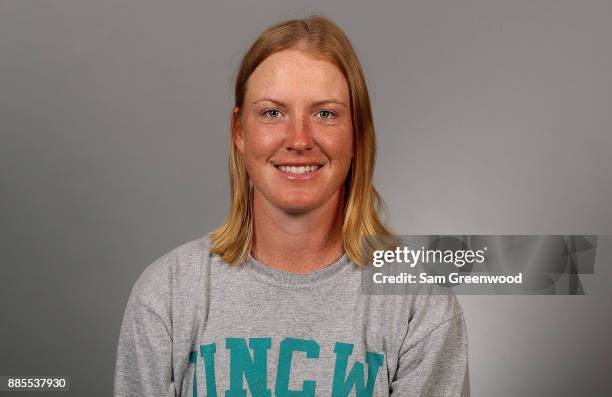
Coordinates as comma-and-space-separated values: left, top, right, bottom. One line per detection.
1, 376, 70, 391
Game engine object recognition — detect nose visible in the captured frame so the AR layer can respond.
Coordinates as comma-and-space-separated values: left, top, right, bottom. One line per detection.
286, 113, 313, 152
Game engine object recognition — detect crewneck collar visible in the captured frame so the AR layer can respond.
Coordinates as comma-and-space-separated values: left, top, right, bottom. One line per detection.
245, 253, 352, 287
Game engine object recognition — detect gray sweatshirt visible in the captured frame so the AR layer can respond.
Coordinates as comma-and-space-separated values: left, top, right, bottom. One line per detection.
114, 235, 469, 396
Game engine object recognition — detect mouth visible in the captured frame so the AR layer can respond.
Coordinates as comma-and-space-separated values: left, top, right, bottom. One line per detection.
272, 163, 324, 179
274, 164, 322, 174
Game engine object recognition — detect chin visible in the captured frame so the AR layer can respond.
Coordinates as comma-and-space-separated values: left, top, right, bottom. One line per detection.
275, 196, 323, 213
278, 202, 319, 214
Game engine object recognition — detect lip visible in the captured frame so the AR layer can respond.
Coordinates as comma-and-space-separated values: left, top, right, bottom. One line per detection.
273, 163, 324, 180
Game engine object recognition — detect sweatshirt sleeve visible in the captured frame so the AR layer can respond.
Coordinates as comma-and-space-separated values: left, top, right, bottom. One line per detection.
390, 294, 470, 396
114, 293, 175, 397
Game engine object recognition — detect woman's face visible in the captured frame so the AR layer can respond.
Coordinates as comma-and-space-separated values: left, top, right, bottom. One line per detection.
234, 48, 353, 214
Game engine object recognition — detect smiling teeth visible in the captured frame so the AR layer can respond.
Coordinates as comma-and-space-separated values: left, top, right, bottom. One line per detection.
278, 165, 320, 174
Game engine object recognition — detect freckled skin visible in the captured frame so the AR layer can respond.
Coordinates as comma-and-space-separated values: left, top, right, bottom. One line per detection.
233, 48, 353, 214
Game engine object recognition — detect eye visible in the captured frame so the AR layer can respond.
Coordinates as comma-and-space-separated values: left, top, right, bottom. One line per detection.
316, 110, 336, 120
263, 109, 282, 119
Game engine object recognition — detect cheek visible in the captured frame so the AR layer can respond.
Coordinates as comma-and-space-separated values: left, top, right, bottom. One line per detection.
344, 132, 354, 159
321, 129, 353, 162
243, 127, 284, 160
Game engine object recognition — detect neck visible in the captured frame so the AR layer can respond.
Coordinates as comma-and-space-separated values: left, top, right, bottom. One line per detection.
251, 190, 345, 273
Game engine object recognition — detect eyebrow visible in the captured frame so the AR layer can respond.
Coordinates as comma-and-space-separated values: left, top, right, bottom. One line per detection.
251, 98, 347, 108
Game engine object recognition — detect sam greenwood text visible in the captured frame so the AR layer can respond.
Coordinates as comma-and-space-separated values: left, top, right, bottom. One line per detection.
373, 272, 523, 284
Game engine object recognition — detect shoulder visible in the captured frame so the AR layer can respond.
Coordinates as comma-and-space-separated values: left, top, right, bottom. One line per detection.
376, 284, 465, 349
406, 285, 465, 338
128, 234, 211, 307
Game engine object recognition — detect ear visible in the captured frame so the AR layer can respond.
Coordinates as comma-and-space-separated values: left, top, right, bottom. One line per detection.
231, 106, 246, 154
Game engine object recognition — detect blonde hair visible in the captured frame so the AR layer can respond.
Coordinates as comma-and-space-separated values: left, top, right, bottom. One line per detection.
209, 15, 396, 266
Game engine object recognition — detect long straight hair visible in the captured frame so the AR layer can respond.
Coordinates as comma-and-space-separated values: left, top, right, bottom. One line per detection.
209, 15, 396, 266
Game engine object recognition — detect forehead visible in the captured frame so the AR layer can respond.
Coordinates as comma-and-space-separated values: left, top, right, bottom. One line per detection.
245, 48, 349, 102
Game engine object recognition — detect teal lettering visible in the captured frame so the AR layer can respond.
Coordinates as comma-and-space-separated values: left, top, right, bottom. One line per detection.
200, 343, 218, 397
275, 338, 320, 397
225, 337, 272, 397
331, 342, 384, 397
190, 350, 198, 397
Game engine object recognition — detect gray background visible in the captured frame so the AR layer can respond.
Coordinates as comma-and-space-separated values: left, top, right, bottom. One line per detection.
1, 0, 610, 395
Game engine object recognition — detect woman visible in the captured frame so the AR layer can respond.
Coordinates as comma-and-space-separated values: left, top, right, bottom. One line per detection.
115, 15, 469, 396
